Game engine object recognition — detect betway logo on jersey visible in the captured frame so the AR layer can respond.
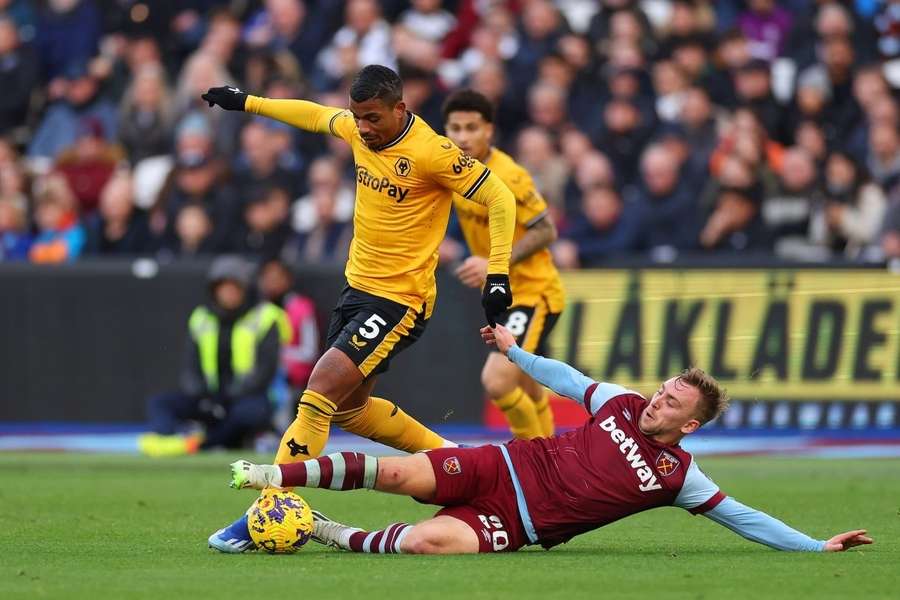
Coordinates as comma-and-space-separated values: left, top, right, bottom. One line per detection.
598, 415, 662, 492
356, 166, 410, 202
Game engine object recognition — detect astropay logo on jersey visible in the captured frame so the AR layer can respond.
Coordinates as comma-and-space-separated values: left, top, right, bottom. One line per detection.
598, 415, 662, 492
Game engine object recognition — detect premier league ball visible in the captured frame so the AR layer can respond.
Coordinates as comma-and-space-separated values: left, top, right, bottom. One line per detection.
247, 488, 314, 554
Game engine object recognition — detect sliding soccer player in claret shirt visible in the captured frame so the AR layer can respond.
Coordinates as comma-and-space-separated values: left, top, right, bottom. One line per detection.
229, 324, 872, 556
443, 89, 566, 440
202, 65, 516, 553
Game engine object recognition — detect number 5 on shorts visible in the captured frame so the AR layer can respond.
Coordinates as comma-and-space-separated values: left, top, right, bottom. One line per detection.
359, 313, 388, 339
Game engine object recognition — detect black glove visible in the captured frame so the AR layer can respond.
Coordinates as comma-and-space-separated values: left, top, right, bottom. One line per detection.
481, 273, 512, 327
201, 86, 248, 111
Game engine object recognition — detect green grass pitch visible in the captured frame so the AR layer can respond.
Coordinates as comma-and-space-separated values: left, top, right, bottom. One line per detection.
2, 453, 897, 600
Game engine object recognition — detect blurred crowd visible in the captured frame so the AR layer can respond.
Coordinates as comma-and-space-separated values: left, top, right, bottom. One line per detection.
2, 0, 900, 268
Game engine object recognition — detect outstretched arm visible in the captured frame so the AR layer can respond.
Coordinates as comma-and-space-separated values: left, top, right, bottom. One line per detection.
481, 325, 595, 402
703, 497, 872, 552
202, 86, 347, 137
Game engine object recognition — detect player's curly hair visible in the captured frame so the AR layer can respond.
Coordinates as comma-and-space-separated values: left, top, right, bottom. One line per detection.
350, 65, 403, 106
441, 89, 495, 124
680, 367, 729, 425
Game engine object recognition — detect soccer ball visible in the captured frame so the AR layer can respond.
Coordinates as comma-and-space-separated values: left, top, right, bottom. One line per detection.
247, 488, 314, 554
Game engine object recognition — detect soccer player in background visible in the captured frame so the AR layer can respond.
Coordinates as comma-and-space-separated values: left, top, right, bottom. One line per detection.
230, 324, 873, 555
443, 89, 566, 440
202, 65, 517, 552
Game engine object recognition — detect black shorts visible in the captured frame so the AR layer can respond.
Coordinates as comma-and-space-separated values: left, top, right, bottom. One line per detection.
325, 285, 428, 378
495, 299, 560, 354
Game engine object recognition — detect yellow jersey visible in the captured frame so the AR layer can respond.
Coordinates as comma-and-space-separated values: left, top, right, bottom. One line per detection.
452, 148, 565, 313
244, 96, 516, 318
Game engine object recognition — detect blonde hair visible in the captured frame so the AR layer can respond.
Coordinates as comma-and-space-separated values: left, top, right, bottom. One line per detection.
679, 367, 729, 425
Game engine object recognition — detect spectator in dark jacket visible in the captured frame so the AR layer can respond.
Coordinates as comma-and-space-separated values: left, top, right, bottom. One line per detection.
234, 185, 293, 261
553, 185, 641, 268
632, 143, 702, 252
84, 170, 152, 255
34, 0, 101, 80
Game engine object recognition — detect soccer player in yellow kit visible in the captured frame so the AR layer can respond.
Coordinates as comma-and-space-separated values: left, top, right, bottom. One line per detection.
443, 90, 566, 440
202, 66, 516, 552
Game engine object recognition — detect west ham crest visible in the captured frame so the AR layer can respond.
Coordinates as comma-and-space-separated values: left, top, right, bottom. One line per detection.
443, 457, 462, 475
656, 451, 680, 477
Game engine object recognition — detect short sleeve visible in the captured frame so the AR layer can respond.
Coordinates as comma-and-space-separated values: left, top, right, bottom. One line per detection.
674, 460, 726, 514
425, 136, 492, 199
583, 382, 636, 415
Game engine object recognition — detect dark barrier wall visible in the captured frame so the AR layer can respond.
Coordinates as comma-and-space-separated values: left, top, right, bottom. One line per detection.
0, 261, 489, 424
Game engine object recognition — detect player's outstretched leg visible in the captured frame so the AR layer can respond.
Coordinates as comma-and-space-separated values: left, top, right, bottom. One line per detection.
311, 512, 479, 555
230, 452, 437, 498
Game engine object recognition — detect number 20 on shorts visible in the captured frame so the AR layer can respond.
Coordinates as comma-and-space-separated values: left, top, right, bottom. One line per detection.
478, 514, 509, 551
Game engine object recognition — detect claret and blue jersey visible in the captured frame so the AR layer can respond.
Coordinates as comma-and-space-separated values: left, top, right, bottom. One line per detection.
502, 345, 827, 552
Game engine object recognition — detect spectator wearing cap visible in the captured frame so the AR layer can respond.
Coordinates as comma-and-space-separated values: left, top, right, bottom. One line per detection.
54, 117, 125, 214
117, 64, 175, 164
0, 195, 31, 260
152, 113, 241, 252
83, 170, 152, 256
28, 60, 117, 160
234, 185, 293, 260
28, 173, 85, 263
141, 255, 290, 456
284, 156, 353, 265
554, 185, 641, 268
809, 151, 886, 259
0, 15, 39, 136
